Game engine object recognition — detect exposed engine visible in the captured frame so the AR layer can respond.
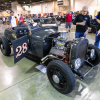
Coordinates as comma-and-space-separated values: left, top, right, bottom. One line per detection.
50, 38, 72, 62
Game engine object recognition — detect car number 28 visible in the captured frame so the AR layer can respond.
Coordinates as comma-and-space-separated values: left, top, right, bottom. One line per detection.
16, 42, 27, 58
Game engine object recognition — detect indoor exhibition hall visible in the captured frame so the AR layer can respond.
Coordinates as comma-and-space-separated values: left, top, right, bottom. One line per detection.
0, 0, 100, 100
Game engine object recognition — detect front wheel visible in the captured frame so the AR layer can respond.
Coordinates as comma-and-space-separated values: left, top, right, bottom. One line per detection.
47, 60, 75, 94
88, 44, 100, 65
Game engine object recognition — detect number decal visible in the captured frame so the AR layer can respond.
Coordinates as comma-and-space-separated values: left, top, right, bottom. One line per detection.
16, 42, 28, 58
16, 46, 22, 58
22, 42, 27, 53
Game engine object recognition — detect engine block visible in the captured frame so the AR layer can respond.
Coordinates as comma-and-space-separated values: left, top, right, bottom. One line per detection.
50, 39, 66, 57
50, 47, 65, 57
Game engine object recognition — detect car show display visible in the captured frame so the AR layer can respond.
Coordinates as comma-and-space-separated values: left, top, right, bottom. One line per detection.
0, 18, 100, 94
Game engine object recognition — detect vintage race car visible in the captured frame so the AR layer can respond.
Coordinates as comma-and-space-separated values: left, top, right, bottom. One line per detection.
0, 20, 100, 94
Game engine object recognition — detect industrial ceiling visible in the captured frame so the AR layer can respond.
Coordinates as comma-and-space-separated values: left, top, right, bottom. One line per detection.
0, 0, 56, 11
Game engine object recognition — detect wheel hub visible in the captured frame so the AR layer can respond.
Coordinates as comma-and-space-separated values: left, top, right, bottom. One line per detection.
1, 44, 3, 49
52, 75, 60, 84
90, 49, 95, 59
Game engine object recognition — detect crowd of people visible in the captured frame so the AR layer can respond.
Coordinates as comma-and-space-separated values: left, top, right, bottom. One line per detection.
0, 12, 31, 26
0, 6, 100, 48
62, 6, 100, 48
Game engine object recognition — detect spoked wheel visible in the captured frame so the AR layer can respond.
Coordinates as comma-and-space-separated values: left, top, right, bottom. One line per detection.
0, 36, 11, 56
88, 44, 100, 65
47, 60, 75, 94
51, 68, 68, 89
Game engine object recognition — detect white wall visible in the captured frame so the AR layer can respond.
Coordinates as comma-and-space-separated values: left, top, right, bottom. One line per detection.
75, 0, 100, 18
42, 3, 46, 13
31, 4, 41, 14
47, 2, 54, 13
11, 2, 18, 16
11, 2, 29, 16
54, 1, 59, 13
75, 0, 98, 11
31, 2, 54, 14
17, 4, 29, 15
0, 11, 7, 16
31, 1, 69, 14
0, 11, 10, 16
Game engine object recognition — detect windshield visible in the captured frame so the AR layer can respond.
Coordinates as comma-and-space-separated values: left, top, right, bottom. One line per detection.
23, 18, 58, 30
33, 17, 58, 26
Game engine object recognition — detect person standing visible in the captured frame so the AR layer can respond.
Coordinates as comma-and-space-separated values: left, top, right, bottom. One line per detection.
65, 11, 72, 33
19, 14, 24, 26
6, 16, 9, 25
94, 12, 100, 47
73, 6, 91, 38
15, 16, 18, 25
8, 11, 16, 27
2, 16, 5, 25
17, 14, 20, 22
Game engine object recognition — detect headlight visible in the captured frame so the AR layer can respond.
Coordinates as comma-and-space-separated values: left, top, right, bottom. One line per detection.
75, 58, 81, 70
90, 49, 95, 59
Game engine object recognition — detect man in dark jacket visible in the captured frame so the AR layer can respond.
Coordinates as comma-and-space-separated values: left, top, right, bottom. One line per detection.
73, 6, 91, 38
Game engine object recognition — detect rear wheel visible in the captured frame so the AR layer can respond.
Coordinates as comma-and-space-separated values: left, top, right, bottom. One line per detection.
47, 60, 75, 94
0, 36, 11, 56
88, 44, 100, 65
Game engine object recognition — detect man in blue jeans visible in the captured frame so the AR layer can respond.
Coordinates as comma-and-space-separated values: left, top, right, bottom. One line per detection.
73, 6, 91, 38
94, 32, 100, 47
94, 12, 100, 47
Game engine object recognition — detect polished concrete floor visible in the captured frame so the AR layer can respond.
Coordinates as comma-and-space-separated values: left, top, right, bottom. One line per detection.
0, 24, 100, 100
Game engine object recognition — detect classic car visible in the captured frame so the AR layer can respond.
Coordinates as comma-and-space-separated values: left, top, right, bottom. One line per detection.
0, 19, 100, 94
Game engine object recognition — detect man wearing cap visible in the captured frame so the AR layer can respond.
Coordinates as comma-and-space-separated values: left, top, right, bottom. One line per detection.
8, 11, 16, 27
73, 6, 91, 38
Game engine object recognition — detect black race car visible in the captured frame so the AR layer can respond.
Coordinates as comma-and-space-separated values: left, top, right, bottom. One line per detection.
0, 19, 100, 94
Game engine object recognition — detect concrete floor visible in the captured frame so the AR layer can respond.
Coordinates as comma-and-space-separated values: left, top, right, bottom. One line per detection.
0, 24, 100, 100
